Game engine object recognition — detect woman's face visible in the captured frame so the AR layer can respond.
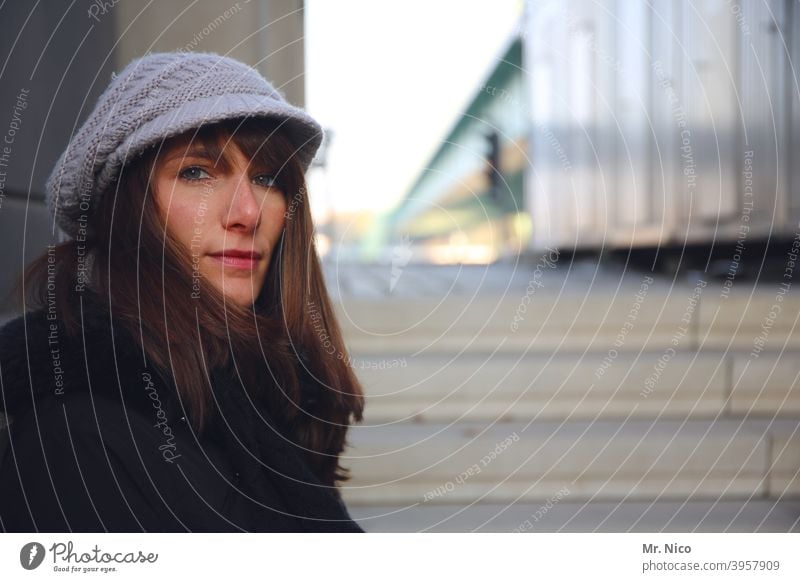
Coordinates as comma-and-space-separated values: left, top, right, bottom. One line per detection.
151, 135, 287, 307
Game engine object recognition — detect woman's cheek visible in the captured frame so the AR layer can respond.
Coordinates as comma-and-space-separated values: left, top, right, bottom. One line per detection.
169, 196, 208, 247
258, 198, 287, 243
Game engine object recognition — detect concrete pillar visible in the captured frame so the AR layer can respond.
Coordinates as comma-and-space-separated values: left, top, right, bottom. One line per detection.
113, 0, 307, 106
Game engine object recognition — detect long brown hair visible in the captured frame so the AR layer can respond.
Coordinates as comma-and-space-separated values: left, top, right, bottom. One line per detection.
22, 116, 364, 488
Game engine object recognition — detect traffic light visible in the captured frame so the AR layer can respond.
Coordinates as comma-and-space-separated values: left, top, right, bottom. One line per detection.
485, 130, 502, 204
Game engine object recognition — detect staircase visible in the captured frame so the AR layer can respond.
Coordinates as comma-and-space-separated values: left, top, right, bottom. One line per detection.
327, 262, 800, 532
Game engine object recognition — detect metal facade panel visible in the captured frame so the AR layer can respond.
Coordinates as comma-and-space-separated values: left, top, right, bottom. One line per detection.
591, 0, 619, 248
649, 0, 682, 244
522, 0, 797, 252
681, 1, 739, 226
526, 0, 569, 249
567, 1, 598, 239
740, 0, 788, 232
789, 0, 800, 219
614, 0, 650, 228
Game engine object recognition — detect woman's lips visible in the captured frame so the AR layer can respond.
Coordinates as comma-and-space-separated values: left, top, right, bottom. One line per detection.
207, 250, 262, 271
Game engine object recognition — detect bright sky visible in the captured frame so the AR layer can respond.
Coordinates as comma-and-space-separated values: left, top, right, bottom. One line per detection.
305, 0, 522, 219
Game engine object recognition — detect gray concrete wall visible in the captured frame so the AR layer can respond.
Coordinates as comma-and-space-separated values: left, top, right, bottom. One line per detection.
0, 1, 117, 316
113, 0, 307, 106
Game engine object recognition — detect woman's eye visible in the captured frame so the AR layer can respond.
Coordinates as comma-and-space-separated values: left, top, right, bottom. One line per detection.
179, 166, 211, 181
253, 174, 279, 188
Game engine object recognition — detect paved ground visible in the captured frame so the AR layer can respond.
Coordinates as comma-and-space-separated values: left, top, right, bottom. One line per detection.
321, 257, 735, 299
330, 259, 800, 532
349, 500, 800, 533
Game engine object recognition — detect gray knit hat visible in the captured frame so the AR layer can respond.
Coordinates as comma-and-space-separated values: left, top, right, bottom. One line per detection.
46, 51, 323, 238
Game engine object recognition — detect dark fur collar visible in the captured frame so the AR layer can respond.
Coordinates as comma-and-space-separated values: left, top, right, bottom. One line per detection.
0, 292, 362, 531
0, 292, 182, 422
0, 291, 321, 423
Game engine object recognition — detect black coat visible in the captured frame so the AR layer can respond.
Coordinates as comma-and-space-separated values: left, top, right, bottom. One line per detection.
0, 295, 363, 533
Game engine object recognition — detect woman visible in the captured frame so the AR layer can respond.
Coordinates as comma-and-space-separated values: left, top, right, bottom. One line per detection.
0, 52, 365, 532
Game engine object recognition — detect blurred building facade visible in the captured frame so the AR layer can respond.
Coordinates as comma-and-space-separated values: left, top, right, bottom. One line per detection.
381, 36, 528, 264
378, 0, 800, 264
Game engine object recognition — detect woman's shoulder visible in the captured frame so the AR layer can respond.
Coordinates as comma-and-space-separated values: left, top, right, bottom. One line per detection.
0, 390, 170, 532
8, 390, 153, 441
0, 296, 182, 422
2, 390, 177, 482
0, 306, 50, 381
0, 390, 238, 532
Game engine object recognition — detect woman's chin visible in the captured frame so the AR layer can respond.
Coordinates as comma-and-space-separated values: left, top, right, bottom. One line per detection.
218, 285, 260, 308
200, 273, 264, 307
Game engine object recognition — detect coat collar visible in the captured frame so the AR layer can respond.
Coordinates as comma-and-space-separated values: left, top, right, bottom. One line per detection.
0, 291, 321, 424
0, 291, 363, 531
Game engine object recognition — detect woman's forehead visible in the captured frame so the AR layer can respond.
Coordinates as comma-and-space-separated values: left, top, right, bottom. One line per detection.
161, 126, 229, 155
150, 119, 288, 174
156, 130, 245, 169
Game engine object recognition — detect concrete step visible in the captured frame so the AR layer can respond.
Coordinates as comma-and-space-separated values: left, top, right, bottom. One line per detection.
347, 499, 800, 532
356, 351, 724, 422
354, 351, 800, 422
341, 419, 800, 506
330, 265, 800, 522
335, 291, 800, 355
731, 353, 800, 416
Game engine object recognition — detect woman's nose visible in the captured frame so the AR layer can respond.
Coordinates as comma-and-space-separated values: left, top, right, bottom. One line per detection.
222, 174, 261, 231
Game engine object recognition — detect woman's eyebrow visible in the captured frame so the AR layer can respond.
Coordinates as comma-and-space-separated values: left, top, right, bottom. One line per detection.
161, 145, 218, 164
